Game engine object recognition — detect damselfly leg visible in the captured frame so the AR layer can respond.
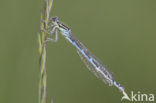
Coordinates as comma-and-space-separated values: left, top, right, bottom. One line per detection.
42, 20, 59, 42
46, 28, 58, 42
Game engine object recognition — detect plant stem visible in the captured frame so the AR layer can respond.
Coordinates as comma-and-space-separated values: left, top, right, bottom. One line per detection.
38, 0, 53, 103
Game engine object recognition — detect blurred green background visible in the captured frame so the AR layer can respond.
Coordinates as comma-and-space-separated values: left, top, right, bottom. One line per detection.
0, 0, 156, 103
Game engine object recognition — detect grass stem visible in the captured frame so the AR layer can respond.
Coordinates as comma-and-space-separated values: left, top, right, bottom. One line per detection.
38, 0, 53, 103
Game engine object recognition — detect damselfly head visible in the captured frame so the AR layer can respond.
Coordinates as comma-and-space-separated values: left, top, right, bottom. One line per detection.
47, 16, 60, 29
51, 16, 59, 22
48, 16, 70, 32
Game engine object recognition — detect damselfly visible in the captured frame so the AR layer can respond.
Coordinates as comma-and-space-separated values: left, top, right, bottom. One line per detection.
44, 17, 130, 100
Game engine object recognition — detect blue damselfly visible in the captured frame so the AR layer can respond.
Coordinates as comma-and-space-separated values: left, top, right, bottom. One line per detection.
44, 17, 130, 100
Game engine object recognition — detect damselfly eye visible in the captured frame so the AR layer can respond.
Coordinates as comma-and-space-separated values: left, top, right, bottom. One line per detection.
52, 17, 59, 22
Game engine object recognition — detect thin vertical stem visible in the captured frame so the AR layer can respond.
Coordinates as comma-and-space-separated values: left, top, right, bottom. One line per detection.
38, 0, 53, 103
